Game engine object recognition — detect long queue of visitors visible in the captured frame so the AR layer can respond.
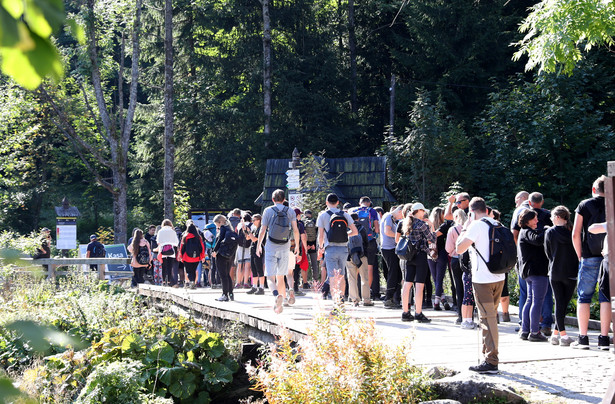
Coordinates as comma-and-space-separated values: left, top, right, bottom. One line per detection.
103, 175, 610, 374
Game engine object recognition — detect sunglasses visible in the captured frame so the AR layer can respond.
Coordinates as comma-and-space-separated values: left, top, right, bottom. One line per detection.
455, 199, 468, 205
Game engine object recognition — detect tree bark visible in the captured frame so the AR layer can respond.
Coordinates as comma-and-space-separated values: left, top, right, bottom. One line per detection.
348, 0, 357, 115
164, 0, 175, 221
262, 0, 272, 141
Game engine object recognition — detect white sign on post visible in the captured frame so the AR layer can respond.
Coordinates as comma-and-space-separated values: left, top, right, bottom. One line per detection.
289, 193, 303, 210
286, 169, 300, 190
56, 217, 77, 249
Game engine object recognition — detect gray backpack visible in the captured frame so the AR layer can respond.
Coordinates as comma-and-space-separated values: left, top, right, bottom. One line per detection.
268, 206, 291, 244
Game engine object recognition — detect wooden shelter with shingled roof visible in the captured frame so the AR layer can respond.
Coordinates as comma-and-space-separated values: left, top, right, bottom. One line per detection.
254, 155, 396, 209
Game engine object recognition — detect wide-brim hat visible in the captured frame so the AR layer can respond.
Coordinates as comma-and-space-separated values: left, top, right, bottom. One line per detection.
411, 202, 426, 212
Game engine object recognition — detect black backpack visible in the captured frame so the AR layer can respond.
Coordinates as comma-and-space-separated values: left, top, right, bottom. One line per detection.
474, 218, 517, 274
218, 227, 239, 258
136, 245, 150, 265
183, 236, 202, 258
395, 236, 417, 261
91, 242, 106, 258
268, 206, 291, 244
327, 210, 348, 243
237, 224, 252, 248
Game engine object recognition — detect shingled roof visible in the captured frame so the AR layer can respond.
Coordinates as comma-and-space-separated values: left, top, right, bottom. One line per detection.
254, 156, 396, 208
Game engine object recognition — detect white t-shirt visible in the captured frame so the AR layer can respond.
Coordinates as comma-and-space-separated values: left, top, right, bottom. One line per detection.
464, 217, 506, 284
316, 207, 354, 248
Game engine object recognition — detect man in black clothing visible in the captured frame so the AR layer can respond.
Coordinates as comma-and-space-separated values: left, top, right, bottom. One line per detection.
86, 234, 106, 271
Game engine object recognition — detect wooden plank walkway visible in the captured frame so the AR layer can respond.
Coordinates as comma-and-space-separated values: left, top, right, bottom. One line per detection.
138, 284, 612, 403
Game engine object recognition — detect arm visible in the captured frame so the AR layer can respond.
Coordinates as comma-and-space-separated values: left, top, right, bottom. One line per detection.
544, 230, 552, 260
301, 232, 308, 255
373, 219, 380, 235
384, 221, 396, 238
256, 224, 267, 257
291, 221, 300, 255
456, 230, 473, 254
445, 228, 457, 256
589, 222, 607, 234
421, 221, 436, 243
348, 222, 358, 237
443, 194, 456, 220
523, 228, 546, 246
318, 227, 326, 250
572, 213, 583, 260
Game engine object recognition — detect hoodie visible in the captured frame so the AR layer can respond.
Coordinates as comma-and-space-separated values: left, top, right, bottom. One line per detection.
544, 225, 579, 282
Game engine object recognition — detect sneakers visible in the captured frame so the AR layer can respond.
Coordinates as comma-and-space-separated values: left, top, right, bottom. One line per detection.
598, 335, 611, 351
288, 290, 296, 305
501, 312, 511, 322
274, 295, 284, 314
433, 302, 442, 311
294, 289, 306, 296
469, 361, 499, 374
559, 335, 574, 347
255, 288, 265, 295
283, 298, 290, 307
401, 311, 414, 322
363, 301, 374, 307
246, 287, 257, 295
415, 312, 431, 323
443, 301, 451, 311
518, 331, 529, 340
572, 335, 590, 350
540, 326, 552, 337
216, 294, 229, 302
528, 332, 548, 342
302, 282, 311, 289
549, 335, 560, 345
455, 316, 462, 325
460, 321, 476, 330
384, 299, 402, 309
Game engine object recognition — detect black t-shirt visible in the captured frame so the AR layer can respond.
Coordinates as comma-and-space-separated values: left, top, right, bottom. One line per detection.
436, 220, 453, 252
87, 240, 106, 257
576, 196, 606, 258
512, 207, 552, 232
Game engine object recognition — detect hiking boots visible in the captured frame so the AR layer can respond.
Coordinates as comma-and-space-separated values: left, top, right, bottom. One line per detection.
559, 335, 574, 347
383, 299, 401, 309
540, 326, 552, 337
247, 286, 257, 294
255, 288, 265, 295
572, 335, 590, 349
469, 361, 499, 374
501, 312, 511, 322
414, 312, 431, 323
518, 331, 529, 340
401, 311, 414, 322
528, 332, 548, 342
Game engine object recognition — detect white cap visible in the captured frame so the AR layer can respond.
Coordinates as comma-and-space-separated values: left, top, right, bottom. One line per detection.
411, 202, 426, 212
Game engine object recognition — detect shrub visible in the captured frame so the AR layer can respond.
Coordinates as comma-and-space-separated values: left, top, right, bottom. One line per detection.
75, 359, 146, 403
248, 312, 435, 404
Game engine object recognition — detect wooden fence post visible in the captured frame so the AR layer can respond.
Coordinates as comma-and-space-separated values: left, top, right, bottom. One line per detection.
99, 263, 106, 281
603, 161, 615, 404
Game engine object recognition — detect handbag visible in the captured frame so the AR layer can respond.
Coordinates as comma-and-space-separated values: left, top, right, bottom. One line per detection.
395, 236, 417, 261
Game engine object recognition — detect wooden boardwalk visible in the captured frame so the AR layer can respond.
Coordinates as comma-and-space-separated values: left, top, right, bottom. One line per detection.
138, 284, 612, 403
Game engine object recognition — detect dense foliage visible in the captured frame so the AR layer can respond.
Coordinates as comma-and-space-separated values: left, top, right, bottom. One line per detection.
0, 269, 240, 403
0, 0, 614, 240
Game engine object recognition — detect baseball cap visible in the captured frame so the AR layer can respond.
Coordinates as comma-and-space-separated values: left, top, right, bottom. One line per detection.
90, 234, 97, 240
41, 227, 50, 232
411, 202, 426, 212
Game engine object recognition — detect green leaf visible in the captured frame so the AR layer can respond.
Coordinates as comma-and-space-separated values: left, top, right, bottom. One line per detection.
168, 372, 196, 399
5, 320, 81, 353
207, 339, 225, 359
121, 333, 146, 354
0, 377, 30, 402
66, 18, 85, 45
24, 0, 64, 38
146, 340, 175, 365
205, 362, 233, 385
1, 0, 24, 18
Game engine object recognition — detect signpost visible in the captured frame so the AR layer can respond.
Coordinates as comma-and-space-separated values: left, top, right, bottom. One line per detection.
287, 148, 302, 208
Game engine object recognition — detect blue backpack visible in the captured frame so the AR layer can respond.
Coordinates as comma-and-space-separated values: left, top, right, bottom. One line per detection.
355, 207, 375, 240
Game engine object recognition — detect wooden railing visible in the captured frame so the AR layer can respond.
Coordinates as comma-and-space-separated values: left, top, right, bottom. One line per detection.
19, 258, 132, 281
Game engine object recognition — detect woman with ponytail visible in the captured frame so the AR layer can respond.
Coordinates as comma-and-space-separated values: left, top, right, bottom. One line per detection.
544, 206, 579, 346
396, 202, 436, 323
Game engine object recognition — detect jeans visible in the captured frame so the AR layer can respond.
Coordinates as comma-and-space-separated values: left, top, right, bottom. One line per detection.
577, 256, 607, 303
325, 245, 348, 278
519, 275, 553, 327
522, 275, 549, 334
427, 249, 448, 297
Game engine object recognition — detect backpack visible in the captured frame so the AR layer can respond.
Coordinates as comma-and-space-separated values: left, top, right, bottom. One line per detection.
160, 244, 174, 256
204, 223, 217, 249
218, 227, 239, 258
355, 207, 375, 240
136, 244, 150, 265
474, 218, 517, 274
304, 217, 317, 243
396, 236, 418, 261
91, 243, 106, 258
237, 223, 252, 249
268, 206, 291, 244
183, 236, 202, 258
327, 210, 348, 243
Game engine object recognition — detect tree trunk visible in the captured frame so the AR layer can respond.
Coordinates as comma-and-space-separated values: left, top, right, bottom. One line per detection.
163, 0, 175, 221
262, 0, 272, 140
348, 0, 357, 115
113, 167, 128, 243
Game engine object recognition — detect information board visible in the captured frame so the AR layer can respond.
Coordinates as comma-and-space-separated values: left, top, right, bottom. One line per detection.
56, 217, 77, 249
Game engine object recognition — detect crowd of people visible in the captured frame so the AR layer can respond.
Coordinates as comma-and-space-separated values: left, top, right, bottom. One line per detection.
75, 174, 610, 374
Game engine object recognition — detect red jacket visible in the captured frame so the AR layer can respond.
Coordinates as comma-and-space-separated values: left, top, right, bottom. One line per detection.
179, 233, 206, 263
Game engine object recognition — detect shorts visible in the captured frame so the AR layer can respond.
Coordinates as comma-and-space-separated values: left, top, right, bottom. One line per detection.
366, 239, 378, 266
264, 242, 290, 277
403, 251, 429, 283
599, 255, 610, 302
325, 245, 348, 278
501, 272, 509, 297
235, 246, 251, 263
577, 256, 608, 304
